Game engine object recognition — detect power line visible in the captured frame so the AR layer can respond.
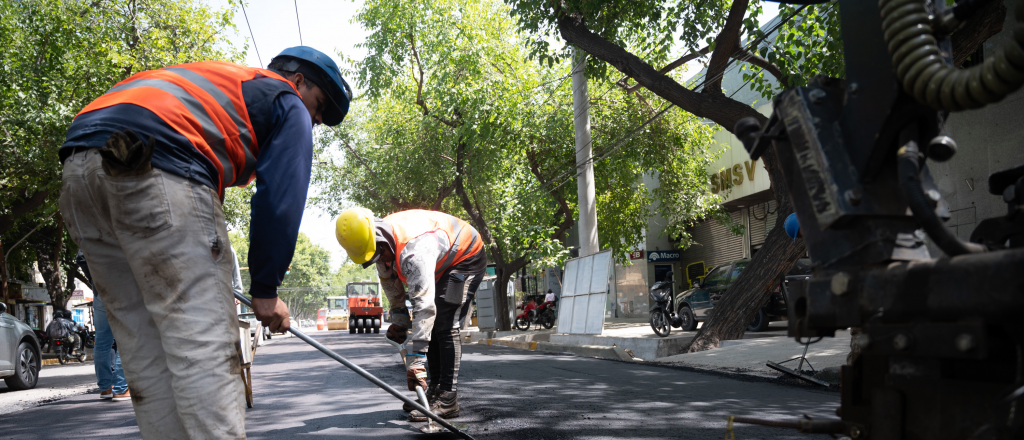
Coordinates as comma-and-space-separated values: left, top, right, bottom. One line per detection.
294, 0, 303, 46
239, 1, 263, 68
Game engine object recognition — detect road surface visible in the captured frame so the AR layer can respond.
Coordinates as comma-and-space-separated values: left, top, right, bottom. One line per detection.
1, 330, 839, 439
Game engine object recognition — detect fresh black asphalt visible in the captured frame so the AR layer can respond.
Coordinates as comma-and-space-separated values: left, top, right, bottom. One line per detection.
1, 329, 839, 439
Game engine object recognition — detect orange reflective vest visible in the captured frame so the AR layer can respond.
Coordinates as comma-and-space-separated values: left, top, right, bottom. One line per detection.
384, 210, 484, 284
76, 61, 300, 194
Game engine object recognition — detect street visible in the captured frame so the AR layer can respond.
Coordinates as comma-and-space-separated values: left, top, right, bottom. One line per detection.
2, 330, 839, 439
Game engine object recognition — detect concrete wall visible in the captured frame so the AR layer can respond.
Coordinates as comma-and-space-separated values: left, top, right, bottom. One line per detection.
932, 19, 1024, 254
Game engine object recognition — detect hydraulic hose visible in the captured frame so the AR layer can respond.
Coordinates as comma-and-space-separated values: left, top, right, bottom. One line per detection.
897, 141, 987, 256
879, 0, 1024, 111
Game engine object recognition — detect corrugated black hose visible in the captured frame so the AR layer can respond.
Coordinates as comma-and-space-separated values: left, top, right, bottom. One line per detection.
897, 141, 987, 256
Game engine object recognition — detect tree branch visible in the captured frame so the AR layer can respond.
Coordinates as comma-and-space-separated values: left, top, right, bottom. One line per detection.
431, 181, 457, 211
342, 140, 380, 180
0, 189, 50, 237
703, 0, 749, 95
558, 15, 766, 131
617, 45, 710, 93
408, 32, 429, 116
734, 47, 789, 85
951, 0, 1006, 66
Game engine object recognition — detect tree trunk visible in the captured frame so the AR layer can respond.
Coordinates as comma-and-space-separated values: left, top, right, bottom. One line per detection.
31, 215, 69, 311
686, 143, 807, 351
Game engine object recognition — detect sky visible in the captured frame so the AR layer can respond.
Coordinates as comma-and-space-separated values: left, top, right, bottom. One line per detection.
208, 0, 370, 268
205, 0, 778, 268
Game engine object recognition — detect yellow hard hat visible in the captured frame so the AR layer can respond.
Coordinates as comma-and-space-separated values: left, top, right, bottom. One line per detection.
335, 207, 376, 264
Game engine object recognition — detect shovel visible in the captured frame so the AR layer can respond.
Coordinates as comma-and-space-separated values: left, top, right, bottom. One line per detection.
234, 293, 472, 439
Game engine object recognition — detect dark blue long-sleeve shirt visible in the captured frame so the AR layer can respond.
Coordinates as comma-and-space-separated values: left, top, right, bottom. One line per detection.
61, 76, 312, 299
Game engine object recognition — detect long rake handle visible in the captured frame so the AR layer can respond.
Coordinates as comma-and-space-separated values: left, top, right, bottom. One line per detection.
234, 293, 474, 440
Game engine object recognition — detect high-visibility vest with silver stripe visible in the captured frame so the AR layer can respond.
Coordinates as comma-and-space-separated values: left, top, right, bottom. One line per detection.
385, 210, 485, 284
76, 61, 300, 194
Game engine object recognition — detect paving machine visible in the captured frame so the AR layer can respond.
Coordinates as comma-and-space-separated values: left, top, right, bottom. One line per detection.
731, 0, 1024, 438
324, 296, 349, 331
347, 282, 383, 334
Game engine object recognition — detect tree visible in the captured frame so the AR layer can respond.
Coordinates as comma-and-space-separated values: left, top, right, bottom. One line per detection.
314, 0, 721, 330
504, 0, 1006, 351
231, 231, 337, 320
0, 0, 244, 309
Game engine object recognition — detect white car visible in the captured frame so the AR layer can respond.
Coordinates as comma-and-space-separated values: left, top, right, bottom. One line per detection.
0, 303, 41, 390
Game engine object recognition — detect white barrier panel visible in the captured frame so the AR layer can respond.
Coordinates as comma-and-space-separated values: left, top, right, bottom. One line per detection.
556, 249, 612, 335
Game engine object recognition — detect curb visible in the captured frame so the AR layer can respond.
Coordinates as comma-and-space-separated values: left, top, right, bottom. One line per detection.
479, 338, 636, 362
42, 358, 60, 366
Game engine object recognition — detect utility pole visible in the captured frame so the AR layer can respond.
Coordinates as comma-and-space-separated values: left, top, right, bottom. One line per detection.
572, 48, 600, 256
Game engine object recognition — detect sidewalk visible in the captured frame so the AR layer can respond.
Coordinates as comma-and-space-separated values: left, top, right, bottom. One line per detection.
467, 319, 851, 384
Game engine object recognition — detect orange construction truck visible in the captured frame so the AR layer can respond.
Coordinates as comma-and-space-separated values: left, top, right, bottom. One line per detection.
347, 282, 383, 334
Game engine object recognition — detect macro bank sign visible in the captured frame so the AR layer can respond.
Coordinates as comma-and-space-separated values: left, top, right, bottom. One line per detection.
647, 250, 680, 262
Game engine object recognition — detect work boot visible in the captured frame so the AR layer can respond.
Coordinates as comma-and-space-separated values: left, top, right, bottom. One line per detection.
408, 390, 458, 421
403, 384, 438, 412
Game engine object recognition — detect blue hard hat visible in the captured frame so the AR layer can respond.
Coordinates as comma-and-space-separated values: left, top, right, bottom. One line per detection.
271, 46, 353, 126
784, 213, 800, 241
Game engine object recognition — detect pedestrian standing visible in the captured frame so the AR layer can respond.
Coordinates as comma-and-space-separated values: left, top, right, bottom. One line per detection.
336, 208, 487, 421
59, 47, 352, 439
78, 250, 130, 402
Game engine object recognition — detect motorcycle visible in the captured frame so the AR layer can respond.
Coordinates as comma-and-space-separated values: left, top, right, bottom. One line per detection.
649, 271, 683, 337
514, 300, 556, 331
54, 334, 87, 364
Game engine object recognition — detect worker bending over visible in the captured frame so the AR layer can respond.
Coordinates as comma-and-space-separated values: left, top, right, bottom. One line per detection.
336, 208, 486, 421
59, 47, 351, 439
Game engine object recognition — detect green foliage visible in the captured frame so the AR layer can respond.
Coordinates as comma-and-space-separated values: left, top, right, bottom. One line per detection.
313, 0, 721, 268
0, 0, 243, 305
504, 0, 844, 97
743, 3, 843, 100
222, 186, 255, 234
230, 231, 341, 319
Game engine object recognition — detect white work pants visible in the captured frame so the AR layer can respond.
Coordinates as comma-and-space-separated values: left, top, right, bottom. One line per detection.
60, 150, 245, 439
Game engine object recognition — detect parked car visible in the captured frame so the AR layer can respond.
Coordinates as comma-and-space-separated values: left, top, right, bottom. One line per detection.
674, 258, 813, 332
0, 303, 42, 390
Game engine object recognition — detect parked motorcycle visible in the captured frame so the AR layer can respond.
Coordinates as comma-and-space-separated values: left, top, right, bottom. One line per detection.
649, 271, 683, 337
514, 299, 556, 331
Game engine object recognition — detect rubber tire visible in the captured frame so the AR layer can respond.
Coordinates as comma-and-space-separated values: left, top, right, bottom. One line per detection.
58, 346, 68, 365
650, 310, 671, 337
349, 324, 356, 334
77, 352, 88, 363
678, 305, 698, 331
4, 342, 40, 390
541, 312, 555, 329
515, 316, 530, 331
747, 307, 769, 332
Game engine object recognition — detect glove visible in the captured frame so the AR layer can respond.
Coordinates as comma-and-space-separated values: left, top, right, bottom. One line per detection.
386, 324, 408, 345
406, 354, 427, 391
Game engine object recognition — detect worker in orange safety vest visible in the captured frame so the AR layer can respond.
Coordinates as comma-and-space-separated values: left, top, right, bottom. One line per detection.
336, 208, 487, 422
59, 47, 352, 439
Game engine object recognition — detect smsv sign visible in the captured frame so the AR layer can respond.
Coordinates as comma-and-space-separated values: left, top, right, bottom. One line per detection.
710, 159, 758, 194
